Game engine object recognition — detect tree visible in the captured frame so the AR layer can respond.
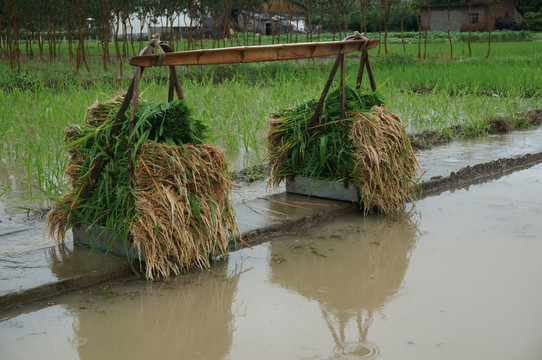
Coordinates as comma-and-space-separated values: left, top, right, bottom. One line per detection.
73, 0, 90, 73
0, 0, 4, 56
42, 0, 58, 63
424, 0, 430, 59
410, 0, 423, 59
519, 0, 542, 31
304, 0, 316, 41
4, 0, 21, 71
521, 11, 542, 31
467, 0, 472, 57
518, 0, 542, 14
447, 0, 452, 58
333, 0, 356, 38
111, 0, 124, 75
397, 0, 410, 55
98, 0, 113, 70
61, 0, 78, 61
486, 0, 496, 59
359, 0, 372, 33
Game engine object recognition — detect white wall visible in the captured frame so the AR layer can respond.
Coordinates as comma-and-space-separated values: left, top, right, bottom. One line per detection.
115, 13, 195, 37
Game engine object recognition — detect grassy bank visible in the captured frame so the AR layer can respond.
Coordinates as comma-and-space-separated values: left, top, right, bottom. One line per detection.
0, 39, 541, 210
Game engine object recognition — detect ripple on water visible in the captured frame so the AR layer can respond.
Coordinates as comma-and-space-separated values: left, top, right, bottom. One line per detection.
333, 341, 381, 359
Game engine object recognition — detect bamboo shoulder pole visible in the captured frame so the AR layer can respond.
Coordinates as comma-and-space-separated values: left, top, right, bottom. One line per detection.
130, 39, 379, 67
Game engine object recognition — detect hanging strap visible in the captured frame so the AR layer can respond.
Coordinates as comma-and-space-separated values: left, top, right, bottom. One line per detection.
350, 32, 377, 92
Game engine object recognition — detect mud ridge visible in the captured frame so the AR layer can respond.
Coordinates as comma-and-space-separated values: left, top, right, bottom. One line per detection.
419, 152, 542, 197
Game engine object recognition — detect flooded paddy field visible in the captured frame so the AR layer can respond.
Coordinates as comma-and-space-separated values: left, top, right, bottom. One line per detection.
1, 161, 541, 359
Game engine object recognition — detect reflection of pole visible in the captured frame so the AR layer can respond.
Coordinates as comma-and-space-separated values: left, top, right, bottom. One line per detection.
321, 305, 342, 350
357, 310, 371, 344
321, 303, 374, 356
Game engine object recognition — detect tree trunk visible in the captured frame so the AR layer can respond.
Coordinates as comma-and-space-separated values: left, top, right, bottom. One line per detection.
271, 14, 276, 44
122, 16, 129, 58
467, 0, 472, 57
447, 0, 453, 59
128, 16, 135, 56
486, 1, 494, 59
212, 16, 217, 48
113, 10, 123, 76
306, 4, 312, 42
331, 7, 337, 41
252, 1, 256, 45
188, 1, 195, 50
100, 0, 110, 71
361, 1, 368, 34
378, 7, 382, 55
317, 6, 323, 41
47, 17, 54, 63
486, 31, 491, 59
384, 3, 392, 55
25, 31, 30, 57
66, 21, 74, 61
0, 4, 4, 56
75, 1, 90, 73
57, 24, 62, 60
424, 0, 431, 59
401, 14, 406, 55
52, 21, 57, 60
8, 1, 21, 72
415, 7, 421, 59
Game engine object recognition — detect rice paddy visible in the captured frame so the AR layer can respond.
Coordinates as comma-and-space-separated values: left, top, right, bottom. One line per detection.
0, 38, 541, 211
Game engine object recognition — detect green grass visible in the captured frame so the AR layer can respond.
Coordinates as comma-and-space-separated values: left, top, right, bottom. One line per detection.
0, 38, 541, 211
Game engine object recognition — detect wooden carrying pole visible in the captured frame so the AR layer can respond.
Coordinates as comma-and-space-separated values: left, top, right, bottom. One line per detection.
130, 39, 378, 67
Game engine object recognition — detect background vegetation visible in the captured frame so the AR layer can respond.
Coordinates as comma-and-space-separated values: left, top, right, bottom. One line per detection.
2, 0, 541, 73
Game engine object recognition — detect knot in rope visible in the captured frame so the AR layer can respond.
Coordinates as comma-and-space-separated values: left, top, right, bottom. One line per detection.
149, 34, 166, 66
344, 31, 369, 45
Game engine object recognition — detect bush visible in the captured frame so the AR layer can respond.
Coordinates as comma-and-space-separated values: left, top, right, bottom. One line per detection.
521, 12, 542, 31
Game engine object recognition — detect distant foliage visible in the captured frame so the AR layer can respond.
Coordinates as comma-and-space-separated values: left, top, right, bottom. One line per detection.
521, 12, 542, 31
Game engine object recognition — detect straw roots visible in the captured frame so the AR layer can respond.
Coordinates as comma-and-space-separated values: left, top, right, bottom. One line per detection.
132, 142, 238, 278
350, 107, 419, 213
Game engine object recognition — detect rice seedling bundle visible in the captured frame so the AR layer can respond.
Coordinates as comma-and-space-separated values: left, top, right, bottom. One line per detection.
46, 94, 237, 279
267, 85, 419, 214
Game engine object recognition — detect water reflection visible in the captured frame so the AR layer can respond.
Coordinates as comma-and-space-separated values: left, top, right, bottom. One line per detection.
62, 261, 241, 360
269, 213, 418, 358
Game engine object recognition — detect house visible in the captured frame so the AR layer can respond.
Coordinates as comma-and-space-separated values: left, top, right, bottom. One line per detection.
237, 0, 308, 35
420, 0, 521, 32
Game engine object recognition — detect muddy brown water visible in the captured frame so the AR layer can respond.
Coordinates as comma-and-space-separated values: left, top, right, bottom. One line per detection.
1, 163, 541, 360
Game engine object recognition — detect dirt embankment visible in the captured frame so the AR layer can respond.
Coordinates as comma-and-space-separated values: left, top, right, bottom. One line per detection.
419, 152, 542, 197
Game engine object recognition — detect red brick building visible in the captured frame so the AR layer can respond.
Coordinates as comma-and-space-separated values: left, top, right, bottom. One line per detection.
420, 0, 521, 32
